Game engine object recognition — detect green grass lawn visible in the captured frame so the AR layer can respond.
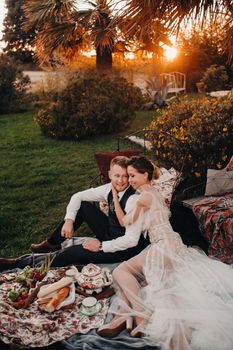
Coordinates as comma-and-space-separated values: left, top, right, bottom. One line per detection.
0, 109, 155, 257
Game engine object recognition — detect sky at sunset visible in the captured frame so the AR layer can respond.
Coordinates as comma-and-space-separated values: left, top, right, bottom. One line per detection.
0, 0, 7, 41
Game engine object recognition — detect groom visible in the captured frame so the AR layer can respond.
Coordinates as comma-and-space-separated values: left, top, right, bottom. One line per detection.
0, 156, 149, 271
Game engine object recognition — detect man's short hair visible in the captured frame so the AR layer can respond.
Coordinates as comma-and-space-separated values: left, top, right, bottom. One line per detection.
110, 156, 129, 169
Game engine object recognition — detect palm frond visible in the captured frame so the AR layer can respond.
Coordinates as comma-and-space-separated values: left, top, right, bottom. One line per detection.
23, 0, 76, 30
118, 0, 233, 59
93, 26, 116, 48
34, 21, 84, 65
224, 15, 233, 59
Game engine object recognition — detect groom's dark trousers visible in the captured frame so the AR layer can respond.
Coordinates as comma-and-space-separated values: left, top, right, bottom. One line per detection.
17, 193, 149, 269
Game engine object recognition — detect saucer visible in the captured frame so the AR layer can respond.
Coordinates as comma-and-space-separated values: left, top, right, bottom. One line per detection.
80, 302, 102, 316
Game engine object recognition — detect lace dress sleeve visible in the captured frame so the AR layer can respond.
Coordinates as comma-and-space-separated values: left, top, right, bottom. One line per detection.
123, 192, 153, 227
124, 189, 171, 230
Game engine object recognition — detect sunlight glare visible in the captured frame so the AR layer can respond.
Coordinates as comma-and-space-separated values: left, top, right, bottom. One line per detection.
164, 46, 178, 61
125, 52, 135, 59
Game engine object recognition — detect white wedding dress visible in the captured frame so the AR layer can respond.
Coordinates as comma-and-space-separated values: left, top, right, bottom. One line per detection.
113, 187, 233, 350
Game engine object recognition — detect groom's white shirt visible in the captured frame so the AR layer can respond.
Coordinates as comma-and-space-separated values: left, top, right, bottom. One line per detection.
65, 183, 129, 221
102, 194, 143, 253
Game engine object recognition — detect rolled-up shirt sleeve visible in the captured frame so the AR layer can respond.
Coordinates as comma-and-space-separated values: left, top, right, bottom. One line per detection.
64, 183, 111, 221
102, 195, 143, 253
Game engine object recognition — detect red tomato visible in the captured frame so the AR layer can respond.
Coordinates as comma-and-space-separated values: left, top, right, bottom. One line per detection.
38, 273, 46, 281
18, 299, 25, 307
21, 292, 28, 299
32, 272, 39, 279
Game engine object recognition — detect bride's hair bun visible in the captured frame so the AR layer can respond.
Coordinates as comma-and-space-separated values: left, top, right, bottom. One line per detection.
127, 156, 160, 181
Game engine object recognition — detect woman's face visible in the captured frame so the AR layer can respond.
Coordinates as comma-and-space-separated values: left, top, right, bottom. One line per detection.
127, 165, 148, 189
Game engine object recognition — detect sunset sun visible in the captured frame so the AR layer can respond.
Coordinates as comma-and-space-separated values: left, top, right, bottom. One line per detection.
164, 46, 178, 61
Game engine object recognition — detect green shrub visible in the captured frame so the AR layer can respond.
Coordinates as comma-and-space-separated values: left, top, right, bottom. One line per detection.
147, 95, 233, 196
0, 55, 30, 114
35, 70, 144, 140
201, 65, 229, 92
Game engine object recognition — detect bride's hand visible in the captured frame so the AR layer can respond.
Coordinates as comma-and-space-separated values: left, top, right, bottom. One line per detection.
111, 185, 119, 199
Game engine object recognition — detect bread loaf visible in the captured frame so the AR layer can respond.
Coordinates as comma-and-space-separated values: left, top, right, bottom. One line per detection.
44, 286, 70, 313
37, 276, 73, 298
37, 297, 53, 305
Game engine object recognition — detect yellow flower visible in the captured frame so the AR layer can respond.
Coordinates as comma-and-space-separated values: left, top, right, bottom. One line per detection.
222, 155, 227, 161
216, 162, 222, 169
223, 127, 228, 132
195, 172, 201, 177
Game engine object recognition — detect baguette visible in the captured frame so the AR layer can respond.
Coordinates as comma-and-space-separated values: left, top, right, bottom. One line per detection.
37, 276, 73, 298
37, 297, 53, 305
44, 286, 70, 313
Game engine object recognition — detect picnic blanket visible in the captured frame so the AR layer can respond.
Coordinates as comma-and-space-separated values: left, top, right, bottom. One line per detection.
192, 193, 233, 264
0, 268, 109, 349
61, 329, 158, 350
0, 265, 157, 350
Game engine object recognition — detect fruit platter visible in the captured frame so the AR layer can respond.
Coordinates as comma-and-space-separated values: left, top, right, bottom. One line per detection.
6, 256, 54, 309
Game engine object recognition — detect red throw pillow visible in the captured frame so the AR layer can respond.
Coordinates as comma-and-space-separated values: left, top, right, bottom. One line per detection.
225, 156, 233, 171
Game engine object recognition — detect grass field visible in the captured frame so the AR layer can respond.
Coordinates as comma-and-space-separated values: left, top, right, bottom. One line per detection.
0, 109, 155, 257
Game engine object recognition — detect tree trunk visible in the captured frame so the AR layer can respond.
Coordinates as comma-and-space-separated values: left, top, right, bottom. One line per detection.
96, 46, 112, 72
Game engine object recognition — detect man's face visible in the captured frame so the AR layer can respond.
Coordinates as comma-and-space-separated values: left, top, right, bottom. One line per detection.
108, 164, 129, 192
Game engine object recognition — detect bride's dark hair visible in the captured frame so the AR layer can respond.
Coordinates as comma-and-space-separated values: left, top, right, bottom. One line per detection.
127, 156, 160, 181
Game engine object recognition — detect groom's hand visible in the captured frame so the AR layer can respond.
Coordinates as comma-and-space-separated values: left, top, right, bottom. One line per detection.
83, 238, 100, 252
61, 219, 74, 239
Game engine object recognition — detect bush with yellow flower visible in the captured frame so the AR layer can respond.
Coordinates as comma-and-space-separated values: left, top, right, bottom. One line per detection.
147, 94, 233, 197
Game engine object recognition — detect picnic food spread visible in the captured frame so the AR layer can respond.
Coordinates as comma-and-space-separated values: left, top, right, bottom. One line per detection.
0, 263, 113, 348
5, 263, 112, 311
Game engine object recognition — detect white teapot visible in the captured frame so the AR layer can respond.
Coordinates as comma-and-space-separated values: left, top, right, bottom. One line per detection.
76, 264, 112, 294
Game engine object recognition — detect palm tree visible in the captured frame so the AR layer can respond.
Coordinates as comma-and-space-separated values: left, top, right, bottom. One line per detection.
23, 0, 169, 71
73, 0, 116, 71
23, 0, 232, 70
23, 0, 116, 71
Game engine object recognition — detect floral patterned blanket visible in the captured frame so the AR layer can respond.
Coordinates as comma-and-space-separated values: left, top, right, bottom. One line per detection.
192, 194, 233, 264
0, 269, 110, 349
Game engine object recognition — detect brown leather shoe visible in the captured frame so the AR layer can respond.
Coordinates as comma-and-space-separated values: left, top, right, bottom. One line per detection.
31, 240, 61, 253
0, 258, 18, 272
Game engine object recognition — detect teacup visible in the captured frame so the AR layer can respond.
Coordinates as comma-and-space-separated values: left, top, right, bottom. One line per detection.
65, 268, 76, 279
81, 296, 98, 313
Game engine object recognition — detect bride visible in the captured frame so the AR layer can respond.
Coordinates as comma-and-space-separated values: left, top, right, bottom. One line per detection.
98, 156, 233, 350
